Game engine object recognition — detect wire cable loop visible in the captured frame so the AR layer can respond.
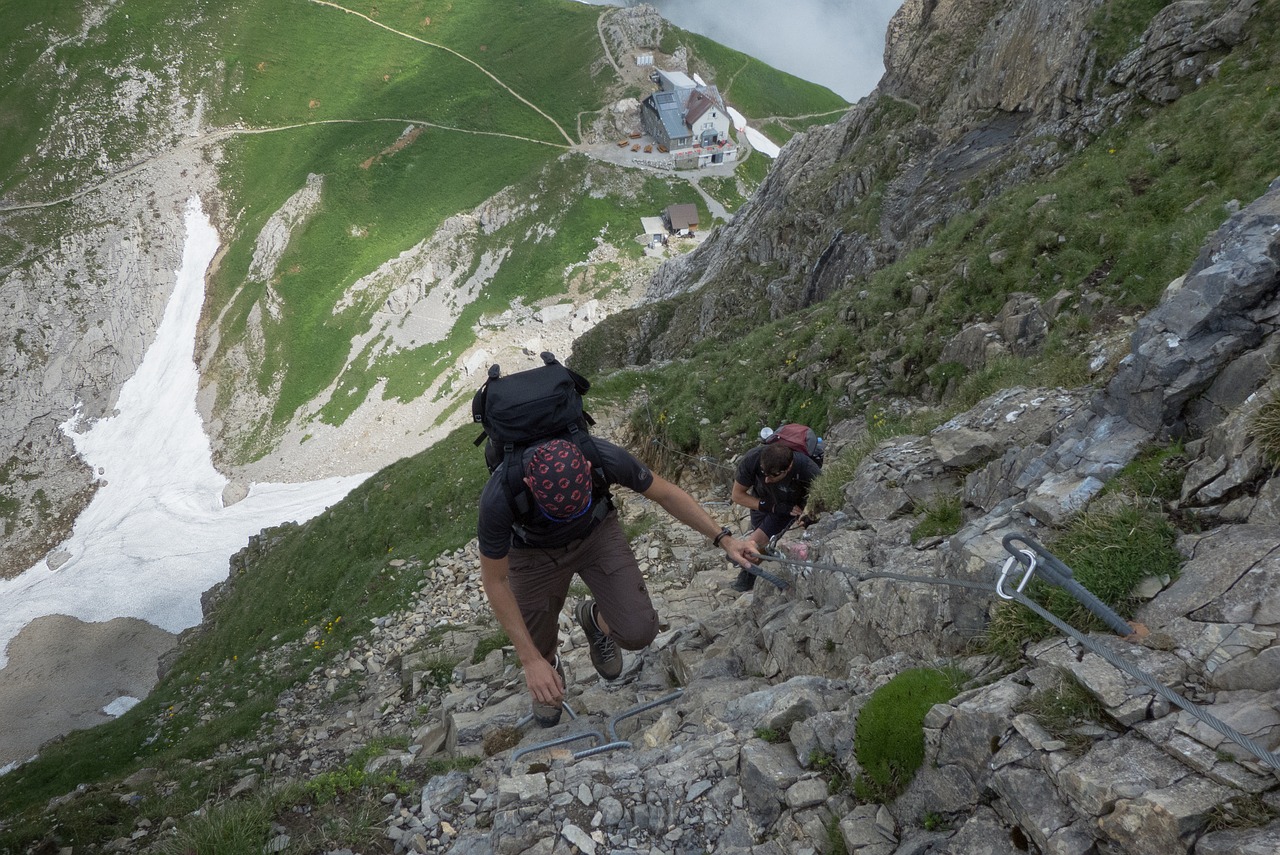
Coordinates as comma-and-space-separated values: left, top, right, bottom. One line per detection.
755, 540, 1280, 771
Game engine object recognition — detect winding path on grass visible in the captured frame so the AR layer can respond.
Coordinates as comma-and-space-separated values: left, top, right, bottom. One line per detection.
0, 118, 569, 215
596, 10, 623, 79
308, 0, 576, 146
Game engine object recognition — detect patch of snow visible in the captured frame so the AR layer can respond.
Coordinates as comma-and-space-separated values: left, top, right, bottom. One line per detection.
103, 696, 141, 717
744, 127, 780, 158
0, 199, 364, 670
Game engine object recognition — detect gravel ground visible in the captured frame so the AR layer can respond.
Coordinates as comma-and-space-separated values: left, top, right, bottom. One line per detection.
0, 614, 176, 770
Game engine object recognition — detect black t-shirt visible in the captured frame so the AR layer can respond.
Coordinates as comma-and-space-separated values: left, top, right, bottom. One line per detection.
735, 445, 820, 512
477, 438, 655, 558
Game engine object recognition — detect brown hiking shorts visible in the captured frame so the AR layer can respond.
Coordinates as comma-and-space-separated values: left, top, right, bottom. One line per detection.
508, 511, 658, 660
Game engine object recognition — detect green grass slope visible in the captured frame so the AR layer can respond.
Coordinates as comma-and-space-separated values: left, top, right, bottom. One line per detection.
0, 1, 848, 844
189, 0, 847, 458
0, 428, 490, 846
0, 0, 845, 466
578, 0, 1280, 472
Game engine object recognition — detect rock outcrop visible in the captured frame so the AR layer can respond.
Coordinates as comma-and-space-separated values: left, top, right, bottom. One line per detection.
576, 0, 1263, 372
78, 179, 1280, 854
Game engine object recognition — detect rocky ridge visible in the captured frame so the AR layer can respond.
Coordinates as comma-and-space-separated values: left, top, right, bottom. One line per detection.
109, 465, 1280, 855
86, 180, 1280, 854
579, 0, 1264, 371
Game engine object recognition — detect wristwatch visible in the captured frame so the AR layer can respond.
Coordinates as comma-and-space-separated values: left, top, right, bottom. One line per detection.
713, 526, 733, 548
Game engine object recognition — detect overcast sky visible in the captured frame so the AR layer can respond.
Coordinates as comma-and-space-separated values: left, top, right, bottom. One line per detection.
581, 0, 904, 101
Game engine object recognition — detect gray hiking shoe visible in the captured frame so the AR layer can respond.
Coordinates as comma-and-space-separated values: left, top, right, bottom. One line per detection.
531, 655, 566, 728
576, 599, 622, 680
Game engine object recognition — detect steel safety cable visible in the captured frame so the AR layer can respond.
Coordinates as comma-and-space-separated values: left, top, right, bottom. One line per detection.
1008, 589, 1280, 771
756, 552, 1280, 771
644, 435, 738, 476
757, 552, 1001, 596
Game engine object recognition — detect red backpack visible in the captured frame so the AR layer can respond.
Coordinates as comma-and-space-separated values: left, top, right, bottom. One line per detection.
763, 423, 824, 466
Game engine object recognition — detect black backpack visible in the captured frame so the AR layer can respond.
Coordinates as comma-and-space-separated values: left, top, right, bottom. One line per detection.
472, 352, 611, 520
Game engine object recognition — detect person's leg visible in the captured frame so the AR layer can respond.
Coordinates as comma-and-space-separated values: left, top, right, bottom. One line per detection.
734, 510, 790, 591
508, 547, 577, 660
570, 513, 657, 683
509, 547, 577, 725
752, 509, 794, 546
576, 513, 658, 650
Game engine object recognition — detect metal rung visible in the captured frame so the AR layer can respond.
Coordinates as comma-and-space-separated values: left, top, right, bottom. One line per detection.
511, 729, 605, 764
512, 689, 685, 767
573, 688, 684, 758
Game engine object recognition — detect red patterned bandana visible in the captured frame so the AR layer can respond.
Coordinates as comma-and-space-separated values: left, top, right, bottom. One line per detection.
525, 440, 594, 521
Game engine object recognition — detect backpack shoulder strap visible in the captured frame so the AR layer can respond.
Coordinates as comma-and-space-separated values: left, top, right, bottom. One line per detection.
472, 364, 501, 447
501, 444, 530, 517
571, 427, 614, 526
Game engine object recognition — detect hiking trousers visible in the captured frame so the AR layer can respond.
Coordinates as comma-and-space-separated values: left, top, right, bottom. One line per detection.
508, 511, 658, 660
750, 508, 795, 540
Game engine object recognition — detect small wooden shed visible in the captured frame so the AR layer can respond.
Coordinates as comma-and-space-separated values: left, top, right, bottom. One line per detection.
663, 203, 699, 233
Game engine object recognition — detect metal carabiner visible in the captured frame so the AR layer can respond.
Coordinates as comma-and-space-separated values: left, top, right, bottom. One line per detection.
996, 549, 1038, 600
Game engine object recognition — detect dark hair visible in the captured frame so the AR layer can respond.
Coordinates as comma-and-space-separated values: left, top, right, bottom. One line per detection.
760, 444, 793, 476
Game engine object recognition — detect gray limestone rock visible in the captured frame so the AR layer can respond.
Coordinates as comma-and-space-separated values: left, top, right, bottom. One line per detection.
838, 803, 896, 855
1030, 636, 1187, 726
940, 806, 1028, 855
739, 740, 804, 828
1097, 772, 1237, 855
1058, 735, 1190, 817
990, 763, 1090, 855
1103, 176, 1280, 434
448, 692, 529, 756
1197, 819, 1280, 855
1139, 525, 1280, 628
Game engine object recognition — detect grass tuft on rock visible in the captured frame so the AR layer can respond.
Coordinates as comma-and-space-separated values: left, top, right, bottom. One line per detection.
983, 504, 1181, 660
852, 667, 965, 803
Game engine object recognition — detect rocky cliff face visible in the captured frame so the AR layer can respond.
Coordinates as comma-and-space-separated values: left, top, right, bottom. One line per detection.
0, 16, 219, 577
78, 181, 1280, 854
8, 5, 1280, 849
577, 0, 1262, 370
